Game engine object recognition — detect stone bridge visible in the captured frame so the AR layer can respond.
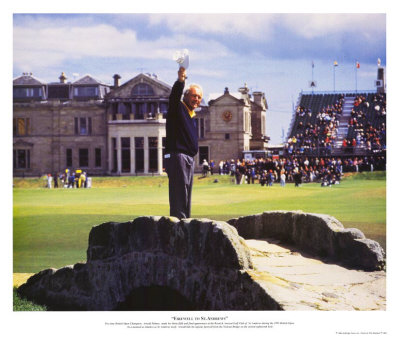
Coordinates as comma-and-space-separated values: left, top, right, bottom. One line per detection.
18, 211, 386, 311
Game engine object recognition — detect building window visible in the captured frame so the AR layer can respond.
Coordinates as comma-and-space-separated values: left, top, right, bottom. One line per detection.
130, 103, 136, 118
135, 137, 144, 173
147, 102, 157, 118
48, 85, 69, 100
132, 103, 147, 119
74, 118, 79, 135
73, 86, 98, 97
74, 117, 92, 135
79, 148, 89, 167
148, 137, 158, 172
66, 148, 72, 167
112, 138, 117, 172
13, 118, 30, 136
124, 103, 132, 119
133, 103, 147, 119
121, 137, 131, 173
112, 103, 118, 115
160, 102, 168, 118
132, 83, 154, 96
95, 148, 102, 167
225, 133, 230, 140
194, 118, 205, 139
80, 118, 87, 135
115, 103, 131, 120
198, 146, 209, 165
13, 149, 30, 169
199, 118, 205, 139
13, 87, 42, 98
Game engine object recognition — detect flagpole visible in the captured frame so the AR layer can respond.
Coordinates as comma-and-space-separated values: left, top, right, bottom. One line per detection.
355, 66, 358, 93
311, 61, 315, 94
355, 60, 358, 93
333, 63, 336, 92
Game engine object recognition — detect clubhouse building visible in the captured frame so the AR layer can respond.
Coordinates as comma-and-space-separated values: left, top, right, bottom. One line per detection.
13, 72, 269, 177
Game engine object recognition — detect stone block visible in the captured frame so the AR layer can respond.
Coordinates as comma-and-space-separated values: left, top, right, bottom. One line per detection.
17, 212, 385, 311
18, 216, 267, 310
228, 210, 384, 270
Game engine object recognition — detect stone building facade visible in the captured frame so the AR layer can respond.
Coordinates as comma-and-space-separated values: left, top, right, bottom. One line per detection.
13, 73, 109, 177
195, 85, 269, 166
13, 72, 269, 177
106, 73, 170, 175
250, 91, 269, 150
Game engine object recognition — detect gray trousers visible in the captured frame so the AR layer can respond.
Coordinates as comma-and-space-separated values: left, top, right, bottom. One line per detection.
165, 152, 195, 219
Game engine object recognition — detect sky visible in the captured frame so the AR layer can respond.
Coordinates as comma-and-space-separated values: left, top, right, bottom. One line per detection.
12, 11, 386, 144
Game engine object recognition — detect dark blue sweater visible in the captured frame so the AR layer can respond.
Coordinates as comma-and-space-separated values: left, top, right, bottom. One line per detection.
165, 80, 198, 157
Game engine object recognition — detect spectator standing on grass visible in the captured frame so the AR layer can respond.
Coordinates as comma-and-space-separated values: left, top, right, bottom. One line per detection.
53, 173, 58, 188
230, 160, 236, 176
68, 172, 75, 188
75, 174, 80, 188
260, 171, 267, 186
202, 159, 209, 177
267, 170, 274, 186
79, 172, 86, 188
280, 171, 286, 187
293, 168, 302, 187
59, 173, 64, 187
47, 173, 52, 189
209, 160, 215, 175
235, 167, 242, 185
218, 160, 224, 175
84, 172, 88, 188
251, 167, 256, 184
65, 169, 70, 185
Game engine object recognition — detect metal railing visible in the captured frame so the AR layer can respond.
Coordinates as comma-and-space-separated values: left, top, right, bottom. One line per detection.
300, 89, 379, 95
284, 144, 386, 157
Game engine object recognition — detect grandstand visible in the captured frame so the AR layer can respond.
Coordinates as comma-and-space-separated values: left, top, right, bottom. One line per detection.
285, 67, 386, 158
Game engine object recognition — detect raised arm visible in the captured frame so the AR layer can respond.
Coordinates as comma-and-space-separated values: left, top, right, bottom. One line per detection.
168, 67, 187, 110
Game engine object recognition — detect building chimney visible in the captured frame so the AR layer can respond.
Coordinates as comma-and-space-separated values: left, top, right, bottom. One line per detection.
59, 72, 67, 84
253, 91, 267, 109
113, 74, 121, 88
253, 92, 263, 105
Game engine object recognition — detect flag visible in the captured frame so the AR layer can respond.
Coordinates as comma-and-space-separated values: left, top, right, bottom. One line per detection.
334, 61, 338, 67
356, 61, 360, 69
312, 60, 315, 68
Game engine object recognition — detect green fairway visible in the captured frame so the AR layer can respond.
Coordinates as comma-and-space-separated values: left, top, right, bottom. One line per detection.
13, 172, 386, 273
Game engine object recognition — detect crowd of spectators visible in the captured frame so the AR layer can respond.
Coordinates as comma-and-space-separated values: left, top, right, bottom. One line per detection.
344, 94, 386, 153
215, 155, 386, 187
44, 169, 90, 188
285, 95, 344, 156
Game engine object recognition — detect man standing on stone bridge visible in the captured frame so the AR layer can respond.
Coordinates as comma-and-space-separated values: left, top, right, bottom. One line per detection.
165, 66, 203, 219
